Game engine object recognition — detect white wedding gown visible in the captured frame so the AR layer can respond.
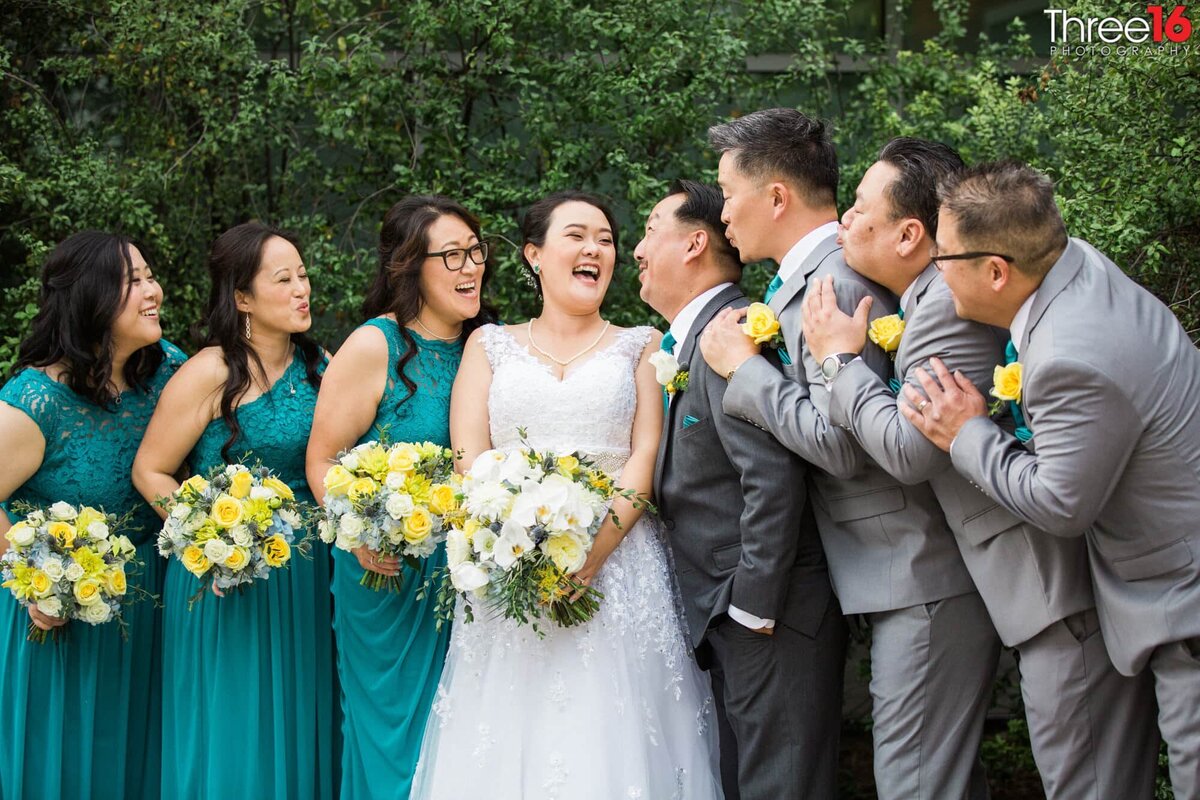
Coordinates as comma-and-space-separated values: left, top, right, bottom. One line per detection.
411, 324, 723, 800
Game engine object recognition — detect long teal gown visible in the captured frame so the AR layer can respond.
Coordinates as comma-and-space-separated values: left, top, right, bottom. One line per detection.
0, 341, 186, 800
160, 353, 337, 799
333, 318, 458, 799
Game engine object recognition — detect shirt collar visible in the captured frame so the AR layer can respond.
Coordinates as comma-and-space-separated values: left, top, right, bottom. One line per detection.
1008, 289, 1038, 355
776, 221, 840, 284
899, 277, 920, 313
667, 282, 734, 355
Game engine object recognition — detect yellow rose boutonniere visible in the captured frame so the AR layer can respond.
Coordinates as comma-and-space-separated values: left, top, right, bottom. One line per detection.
868, 314, 905, 353
649, 350, 689, 397
742, 303, 785, 348
991, 362, 1022, 404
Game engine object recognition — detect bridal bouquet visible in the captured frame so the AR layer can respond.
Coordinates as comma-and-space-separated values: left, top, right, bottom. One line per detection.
1, 502, 138, 642
157, 463, 305, 605
439, 444, 625, 632
315, 440, 458, 592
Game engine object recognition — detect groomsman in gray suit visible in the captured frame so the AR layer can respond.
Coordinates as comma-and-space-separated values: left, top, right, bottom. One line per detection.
639, 179, 847, 800
906, 160, 1200, 800
802, 138, 1159, 799
698, 108, 1000, 800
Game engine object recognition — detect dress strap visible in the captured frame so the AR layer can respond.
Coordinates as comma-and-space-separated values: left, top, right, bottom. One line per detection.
0, 369, 61, 441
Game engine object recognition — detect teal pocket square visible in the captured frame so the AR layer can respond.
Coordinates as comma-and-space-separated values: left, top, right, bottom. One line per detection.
778, 348, 792, 366
682, 415, 700, 428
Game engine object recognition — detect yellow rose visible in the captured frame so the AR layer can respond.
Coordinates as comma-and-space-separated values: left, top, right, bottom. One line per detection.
224, 546, 251, 572
29, 569, 53, 598
180, 474, 209, 497
359, 444, 391, 480
105, 567, 128, 596
228, 469, 253, 499
543, 533, 587, 574
262, 476, 294, 501
5, 521, 32, 547
73, 577, 103, 606
262, 535, 291, 568
991, 362, 1023, 404
868, 314, 905, 353
387, 443, 421, 474
428, 484, 458, 515
182, 545, 211, 577
210, 495, 244, 529
74, 506, 104, 531
741, 302, 782, 345
556, 456, 580, 477
402, 507, 434, 543
47, 521, 76, 548
348, 478, 379, 506
323, 465, 355, 497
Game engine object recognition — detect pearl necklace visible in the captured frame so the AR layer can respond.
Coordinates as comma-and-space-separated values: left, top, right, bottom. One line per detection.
527, 318, 611, 367
414, 315, 462, 342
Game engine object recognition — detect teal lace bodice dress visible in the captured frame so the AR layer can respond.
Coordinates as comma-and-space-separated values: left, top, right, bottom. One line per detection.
0, 340, 186, 800
160, 352, 337, 799
332, 318, 459, 799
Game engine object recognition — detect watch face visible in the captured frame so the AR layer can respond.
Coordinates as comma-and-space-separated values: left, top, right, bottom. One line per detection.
820, 355, 839, 382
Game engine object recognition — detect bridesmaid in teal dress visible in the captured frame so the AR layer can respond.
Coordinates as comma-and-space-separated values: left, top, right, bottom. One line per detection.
0, 232, 183, 799
132, 223, 336, 799
306, 196, 495, 799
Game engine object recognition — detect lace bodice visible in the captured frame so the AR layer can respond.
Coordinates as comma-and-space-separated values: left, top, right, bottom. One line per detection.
480, 324, 652, 470
0, 341, 187, 545
357, 317, 462, 450
190, 353, 327, 504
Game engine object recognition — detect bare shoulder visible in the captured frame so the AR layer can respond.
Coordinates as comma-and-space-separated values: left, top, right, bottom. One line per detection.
168, 346, 229, 393
331, 323, 389, 366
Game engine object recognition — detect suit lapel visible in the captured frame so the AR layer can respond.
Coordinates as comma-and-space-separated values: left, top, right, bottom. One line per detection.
1020, 239, 1085, 353
895, 264, 942, 371
766, 233, 841, 316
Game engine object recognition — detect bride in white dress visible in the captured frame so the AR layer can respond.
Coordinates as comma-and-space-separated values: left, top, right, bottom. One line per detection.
411, 192, 723, 799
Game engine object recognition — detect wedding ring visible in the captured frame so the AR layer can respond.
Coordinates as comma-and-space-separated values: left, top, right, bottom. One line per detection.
917, 400, 929, 413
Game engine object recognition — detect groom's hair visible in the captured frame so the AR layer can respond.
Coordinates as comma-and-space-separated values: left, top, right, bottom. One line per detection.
877, 137, 964, 238
707, 108, 838, 209
939, 161, 1068, 279
668, 179, 741, 273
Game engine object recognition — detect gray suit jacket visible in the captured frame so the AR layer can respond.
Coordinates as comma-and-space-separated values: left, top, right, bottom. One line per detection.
828, 265, 1094, 646
724, 234, 975, 613
653, 285, 834, 648
952, 238, 1200, 674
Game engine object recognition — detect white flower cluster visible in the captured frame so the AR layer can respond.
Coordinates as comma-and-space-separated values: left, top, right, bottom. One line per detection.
1, 502, 138, 633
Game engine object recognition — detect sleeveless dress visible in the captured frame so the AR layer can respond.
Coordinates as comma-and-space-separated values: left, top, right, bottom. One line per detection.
332, 318, 457, 799
160, 353, 337, 800
0, 341, 186, 800
411, 324, 723, 800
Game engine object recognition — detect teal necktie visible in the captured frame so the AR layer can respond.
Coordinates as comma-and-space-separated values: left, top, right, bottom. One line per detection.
887, 308, 906, 393
763, 274, 784, 304
1004, 339, 1033, 443
661, 332, 676, 411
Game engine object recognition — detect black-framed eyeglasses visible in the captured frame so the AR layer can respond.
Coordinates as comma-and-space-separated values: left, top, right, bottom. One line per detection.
930, 249, 1014, 271
427, 241, 489, 271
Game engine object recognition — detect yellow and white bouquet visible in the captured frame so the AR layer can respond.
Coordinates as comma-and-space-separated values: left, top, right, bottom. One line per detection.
157, 463, 305, 604
437, 443, 630, 633
1, 502, 138, 642
315, 440, 458, 592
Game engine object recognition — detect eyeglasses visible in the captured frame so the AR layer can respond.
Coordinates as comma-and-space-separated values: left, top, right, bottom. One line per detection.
427, 241, 489, 271
930, 248, 1014, 271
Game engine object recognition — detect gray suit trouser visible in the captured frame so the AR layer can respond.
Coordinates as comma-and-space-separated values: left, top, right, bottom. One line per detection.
868, 591, 999, 800
1151, 636, 1200, 800
1017, 608, 1159, 799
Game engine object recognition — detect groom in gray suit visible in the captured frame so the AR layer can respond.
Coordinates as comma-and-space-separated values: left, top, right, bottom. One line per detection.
802, 138, 1158, 799
907, 161, 1200, 799
639, 179, 847, 800
699, 109, 1000, 800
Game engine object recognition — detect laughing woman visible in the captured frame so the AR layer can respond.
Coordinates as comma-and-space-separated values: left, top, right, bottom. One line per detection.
305, 195, 494, 799
132, 223, 336, 799
0, 232, 185, 799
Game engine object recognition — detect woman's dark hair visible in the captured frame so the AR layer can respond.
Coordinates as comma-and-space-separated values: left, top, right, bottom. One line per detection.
361, 195, 497, 403
519, 190, 621, 297
203, 222, 323, 462
16, 231, 165, 407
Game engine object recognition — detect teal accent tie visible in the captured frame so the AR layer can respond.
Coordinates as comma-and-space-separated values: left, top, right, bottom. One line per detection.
897, 307, 905, 320
887, 305, 907, 392
1004, 339, 1033, 443
763, 274, 784, 304
661, 332, 676, 412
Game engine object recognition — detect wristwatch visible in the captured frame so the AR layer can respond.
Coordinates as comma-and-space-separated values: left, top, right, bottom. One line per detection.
820, 352, 859, 384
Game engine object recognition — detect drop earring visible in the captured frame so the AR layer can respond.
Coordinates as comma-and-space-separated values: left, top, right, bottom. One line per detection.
244, 314, 252, 341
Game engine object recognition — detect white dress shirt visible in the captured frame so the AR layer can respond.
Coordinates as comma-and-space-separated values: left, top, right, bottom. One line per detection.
774, 221, 840, 286
1008, 290, 1038, 356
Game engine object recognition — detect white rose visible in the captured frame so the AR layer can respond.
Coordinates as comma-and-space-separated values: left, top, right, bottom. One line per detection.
492, 518, 535, 571
230, 525, 253, 548
278, 508, 301, 528
384, 493, 415, 520
250, 486, 275, 502
49, 501, 77, 520
649, 349, 680, 385
541, 532, 589, 573
341, 452, 361, 471
450, 562, 490, 592
65, 562, 85, 582
41, 557, 65, 582
384, 472, 406, 491
338, 514, 364, 538
224, 464, 241, 477
445, 527, 472, 567
79, 601, 113, 625
317, 519, 335, 544
170, 503, 192, 520
6, 523, 35, 548
202, 539, 233, 565
87, 521, 109, 541
36, 596, 63, 618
